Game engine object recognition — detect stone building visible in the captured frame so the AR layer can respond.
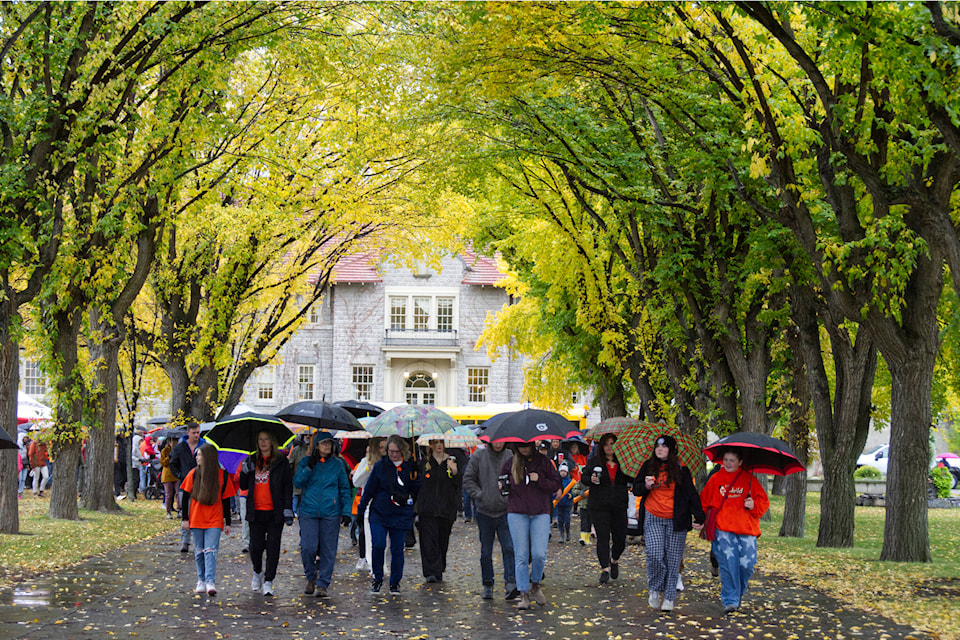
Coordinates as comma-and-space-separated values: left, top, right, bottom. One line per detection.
242, 249, 531, 413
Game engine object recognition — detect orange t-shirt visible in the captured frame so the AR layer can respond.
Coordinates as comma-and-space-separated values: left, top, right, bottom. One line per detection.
253, 466, 273, 512
181, 468, 237, 530
644, 468, 676, 519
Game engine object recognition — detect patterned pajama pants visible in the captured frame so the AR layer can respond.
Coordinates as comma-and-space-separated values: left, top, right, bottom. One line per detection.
643, 512, 687, 603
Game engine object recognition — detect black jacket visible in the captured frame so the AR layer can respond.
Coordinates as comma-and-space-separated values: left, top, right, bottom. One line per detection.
416, 454, 461, 519
170, 437, 205, 488
239, 453, 295, 525
581, 454, 631, 511
633, 460, 705, 533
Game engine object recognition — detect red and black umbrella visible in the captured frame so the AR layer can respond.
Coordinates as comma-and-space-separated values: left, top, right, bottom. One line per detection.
703, 432, 805, 476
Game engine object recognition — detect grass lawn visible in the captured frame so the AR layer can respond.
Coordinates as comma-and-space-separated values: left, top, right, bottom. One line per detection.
0, 495, 175, 587
738, 492, 960, 640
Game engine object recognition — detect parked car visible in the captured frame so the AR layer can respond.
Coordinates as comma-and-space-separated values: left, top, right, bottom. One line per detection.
934, 453, 960, 489
857, 444, 890, 476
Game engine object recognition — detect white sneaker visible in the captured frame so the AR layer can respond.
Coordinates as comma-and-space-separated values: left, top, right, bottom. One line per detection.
206, 582, 217, 596
677, 573, 685, 591
195, 580, 206, 594
262, 580, 274, 596
661, 600, 674, 612
648, 591, 662, 609
251, 572, 264, 591
356, 558, 370, 572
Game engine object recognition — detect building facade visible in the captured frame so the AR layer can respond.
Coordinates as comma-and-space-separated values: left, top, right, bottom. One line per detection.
242, 250, 529, 413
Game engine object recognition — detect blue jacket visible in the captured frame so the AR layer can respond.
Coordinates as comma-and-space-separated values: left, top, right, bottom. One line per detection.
556, 474, 576, 508
358, 457, 422, 530
294, 453, 352, 519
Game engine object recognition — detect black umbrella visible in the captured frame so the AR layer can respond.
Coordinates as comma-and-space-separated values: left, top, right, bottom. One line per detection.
276, 401, 364, 431
206, 411, 296, 455
703, 432, 805, 476
0, 426, 16, 450
147, 415, 172, 426
153, 427, 187, 441
480, 409, 580, 444
334, 399, 384, 419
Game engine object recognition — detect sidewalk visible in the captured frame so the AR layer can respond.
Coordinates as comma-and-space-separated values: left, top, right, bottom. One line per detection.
0, 519, 936, 640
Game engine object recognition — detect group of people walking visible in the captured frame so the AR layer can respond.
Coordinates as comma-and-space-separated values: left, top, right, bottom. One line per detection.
163, 420, 768, 616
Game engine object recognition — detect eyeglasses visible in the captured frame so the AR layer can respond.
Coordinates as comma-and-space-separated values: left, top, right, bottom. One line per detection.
387, 448, 402, 454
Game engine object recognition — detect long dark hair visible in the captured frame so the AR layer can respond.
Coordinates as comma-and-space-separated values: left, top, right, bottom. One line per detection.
645, 446, 683, 487
191, 444, 221, 505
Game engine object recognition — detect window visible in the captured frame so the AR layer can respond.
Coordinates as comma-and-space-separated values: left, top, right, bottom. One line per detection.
298, 365, 315, 400
390, 297, 407, 330
256, 366, 275, 401
413, 297, 430, 330
23, 361, 46, 396
404, 372, 436, 405
353, 365, 373, 401
571, 391, 582, 405
308, 303, 321, 325
437, 297, 454, 332
467, 367, 489, 403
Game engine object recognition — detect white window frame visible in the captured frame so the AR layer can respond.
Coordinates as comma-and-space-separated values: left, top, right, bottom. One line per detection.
352, 365, 374, 401
256, 365, 275, 401
467, 367, 489, 403
297, 364, 316, 400
383, 287, 459, 332
308, 302, 322, 325
22, 360, 47, 396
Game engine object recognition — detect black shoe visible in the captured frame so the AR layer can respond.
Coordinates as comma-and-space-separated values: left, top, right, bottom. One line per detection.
370, 579, 383, 593
599, 570, 610, 584
610, 563, 619, 579
505, 587, 520, 601
241, 547, 249, 554
180, 543, 189, 553
425, 575, 438, 583
389, 583, 400, 594
711, 563, 720, 577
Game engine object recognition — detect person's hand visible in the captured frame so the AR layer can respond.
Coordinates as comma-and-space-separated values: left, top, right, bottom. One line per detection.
528, 471, 539, 482
241, 457, 255, 474
645, 475, 655, 489
223, 525, 230, 536
692, 522, 704, 531
592, 473, 601, 485
447, 458, 458, 475
744, 497, 755, 511
341, 515, 352, 527
181, 521, 189, 530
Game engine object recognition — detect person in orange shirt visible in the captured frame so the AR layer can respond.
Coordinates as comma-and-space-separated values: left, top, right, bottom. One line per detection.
180, 444, 236, 597
634, 435, 705, 613
699, 448, 769, 614
239, 431, 294, 597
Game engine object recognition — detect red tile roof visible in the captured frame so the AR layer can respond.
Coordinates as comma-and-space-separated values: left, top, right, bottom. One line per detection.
460, 249, 505, 286
307, 252, 381, 284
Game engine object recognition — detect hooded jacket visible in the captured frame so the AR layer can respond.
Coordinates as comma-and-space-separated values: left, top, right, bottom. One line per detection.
501, 450, 561, 516
293, 452, 352, 519
463, 445, 514, 518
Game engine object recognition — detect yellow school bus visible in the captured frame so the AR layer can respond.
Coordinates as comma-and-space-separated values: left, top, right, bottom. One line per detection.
437, 403, 588, 432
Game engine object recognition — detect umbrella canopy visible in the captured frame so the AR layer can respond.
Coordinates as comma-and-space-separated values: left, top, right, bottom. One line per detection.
276, 401, 364, 432
480, 409, 580, 444
17, 391, 52, 422
206, 411, 296, 456
334, 429, 374, 439
334, 399, 384, 419
365, 405, 460, 438
584, 416, 642, 441
703, 432, 805, 476
612, 421, 705, 476
0, 426, 16, 450
147, 415, 172, 427
153, 427, 187, 441
417, 426, 481, 449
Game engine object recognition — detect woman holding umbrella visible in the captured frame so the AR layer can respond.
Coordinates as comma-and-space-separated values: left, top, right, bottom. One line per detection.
582, 433, 632, 585
417, 437, 461, 583
238, 430, 294, 597
358, 434, 422, 594
501, 441, 561, 610
699, 448, 769, 614
293, 431, 352, 598
634, 434, 705, 612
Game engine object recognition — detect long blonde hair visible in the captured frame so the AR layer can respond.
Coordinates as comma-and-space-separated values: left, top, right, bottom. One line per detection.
511, 443, 534, 485
191, 444, 221, 506
366, 437, 385, 465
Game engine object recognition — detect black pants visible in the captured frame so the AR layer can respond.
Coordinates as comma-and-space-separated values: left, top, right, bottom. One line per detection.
591, 506, 627, 569
418, 515, 454, 579
580, 506, 591, 532
249, 509, 284, 581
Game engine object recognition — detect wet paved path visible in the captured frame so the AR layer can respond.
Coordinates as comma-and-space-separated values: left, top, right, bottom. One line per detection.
0, 518, 933, 640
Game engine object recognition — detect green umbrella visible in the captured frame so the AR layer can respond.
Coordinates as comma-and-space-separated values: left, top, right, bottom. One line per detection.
612, 421, 705, 476
584, 416, 642, 441
365, 405, 460, 438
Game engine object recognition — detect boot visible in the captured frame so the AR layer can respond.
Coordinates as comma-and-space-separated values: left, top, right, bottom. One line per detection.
579, 532, 591, 545
530, 582, 546, 606
517, 592, 532, 610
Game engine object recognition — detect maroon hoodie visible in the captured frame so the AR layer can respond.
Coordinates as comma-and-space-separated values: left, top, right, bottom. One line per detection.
501, 450, 561, 516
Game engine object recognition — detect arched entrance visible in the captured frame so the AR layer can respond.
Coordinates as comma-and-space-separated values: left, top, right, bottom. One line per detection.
404, 372, 436, 405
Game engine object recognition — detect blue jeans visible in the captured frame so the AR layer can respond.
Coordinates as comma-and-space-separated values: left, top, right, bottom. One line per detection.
18, 468, 29, 494
555, 504, 572, 533
191, 528, 222, 584
475, 512, 515, 589
292, 494, 301, 515
462, 486, 474, 519
507, 513, 550, 593
299, 515, 341, 588
178, 490, 191, 548
712, 529, 758, 608
369, 520, 407, 585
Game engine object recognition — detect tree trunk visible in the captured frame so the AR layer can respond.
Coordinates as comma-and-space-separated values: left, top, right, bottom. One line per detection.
780, 332, 810, 538
48, 311, 83, 520
0, 291, 20, 534
82, 309, 123, 512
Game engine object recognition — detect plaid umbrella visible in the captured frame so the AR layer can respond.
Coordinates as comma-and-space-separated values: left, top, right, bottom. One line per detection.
365, 405, 460, 438
612, 421, 705, 476
416, 426, 481, 449
584, 416, 642, 441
